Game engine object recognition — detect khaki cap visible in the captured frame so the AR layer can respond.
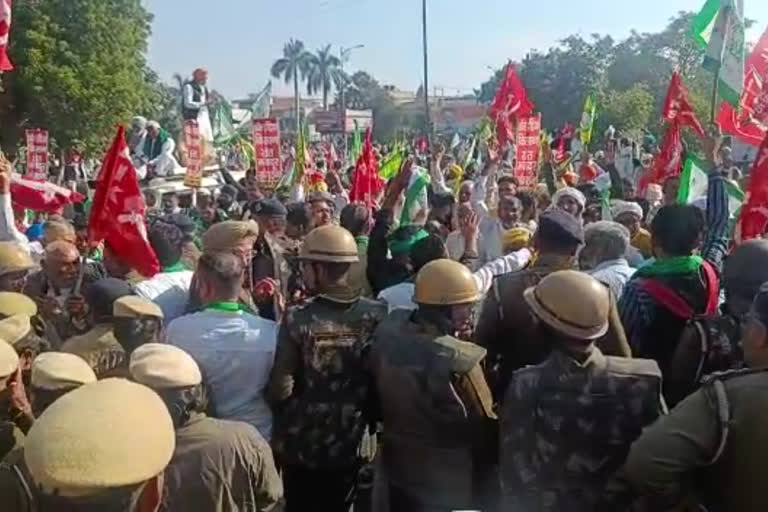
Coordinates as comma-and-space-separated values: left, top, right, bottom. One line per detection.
130, 343, 201, 389
524, 270, 609, 340
0, 314, 31, 346
31, 352, 97, 390
414, 259, 480, 305
0, 242, 35, 276
0, 339, 19, 378
0, 292, 37, 317
113, 296, 164, 319
201, 220, 259, 253
24, 378, 175, 497
299, 225, 359, 263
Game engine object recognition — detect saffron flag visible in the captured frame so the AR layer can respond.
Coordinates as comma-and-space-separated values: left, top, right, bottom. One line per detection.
0, 0, 13, 72
89, 126, 160, 278
580, 92, 597, 145
735, 134, 768, 243
489, 63, 534, 147
693, 0, 745, 108
718, 24, 768, 146
663, 71, 706, 138
349, 128, 383, 208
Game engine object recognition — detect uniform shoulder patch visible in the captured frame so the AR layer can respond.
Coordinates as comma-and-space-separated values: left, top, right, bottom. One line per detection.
605, 356, 662, 378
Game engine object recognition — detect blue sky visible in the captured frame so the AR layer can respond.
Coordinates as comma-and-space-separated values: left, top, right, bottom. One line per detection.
145, 0, 768, 99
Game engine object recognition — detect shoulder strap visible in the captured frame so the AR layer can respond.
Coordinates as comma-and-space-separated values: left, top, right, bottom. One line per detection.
639, 279, 695, 319
708, 379, 731, 464
493, 278, 503, 322
692, 320, 709, 383
701, 261, 720, 316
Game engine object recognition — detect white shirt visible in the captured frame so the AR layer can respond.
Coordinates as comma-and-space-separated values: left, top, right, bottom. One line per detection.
167, 308, 278, 439
134, 270, 193, 322
0, 192, 29, 250
376, 248, 532, 313
589, 258, 636, 299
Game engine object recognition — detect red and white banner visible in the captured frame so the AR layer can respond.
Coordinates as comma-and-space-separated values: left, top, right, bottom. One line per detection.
0, 0, 13, 72
183, 120, 203, 188
514, 114, 541, 188
25, 129, 48, 181
252, 118, 282, 190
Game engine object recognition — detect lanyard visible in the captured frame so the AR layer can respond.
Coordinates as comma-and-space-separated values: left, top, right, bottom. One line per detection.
205, 301, 246, 313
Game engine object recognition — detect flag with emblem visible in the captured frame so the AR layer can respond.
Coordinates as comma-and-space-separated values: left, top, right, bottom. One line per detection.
580, 92, 597, 145
9, 175, 84, 214
677, 155, 744, 218
735, 133, 768, 244
0, 0, 13, 71
89, 126, 159, 277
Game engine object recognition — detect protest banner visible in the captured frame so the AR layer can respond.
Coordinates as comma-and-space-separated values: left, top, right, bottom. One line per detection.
252, 118, 282, 191
25, 129, 49, 181
183, 120, 203, 188
514, 114, 541, 188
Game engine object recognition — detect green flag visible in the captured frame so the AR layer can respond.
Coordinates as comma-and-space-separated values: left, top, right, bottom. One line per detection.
580, 92, 597, 145
295, 121, 309, 186
678, 155, 744, 218
251, 82, 272, 120
400, 167, 431, 226
350, 121, 362, 165
379, 149, 404, 181
692, 0, 745, 107
212, 98, 237, 145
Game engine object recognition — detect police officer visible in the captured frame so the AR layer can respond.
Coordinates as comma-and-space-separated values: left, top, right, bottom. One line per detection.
369, 258, 495, 511
112, 295, 165, 357
626, 282, 768, 512
268, 225, 388, 512
0, 341, 21, 459
0, 242, 35, 293
0, 352, 97, 512
22, 378, 175, 511
500, 270, 665, 511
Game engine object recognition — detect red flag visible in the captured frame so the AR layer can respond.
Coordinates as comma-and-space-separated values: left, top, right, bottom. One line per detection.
489, 63, 534, 147
327, 143, 338, 169
735, 134, 768, 244
663, 71, 705, 139
0, 0, 12, 72
718, 25, 768, 147
639, 123, 683, 192
349, 128, 383, 208
89, 126, 160, 278
10, 176, 84, 214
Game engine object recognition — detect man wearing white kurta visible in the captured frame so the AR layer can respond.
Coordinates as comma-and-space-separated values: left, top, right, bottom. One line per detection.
182, 68, 214, 143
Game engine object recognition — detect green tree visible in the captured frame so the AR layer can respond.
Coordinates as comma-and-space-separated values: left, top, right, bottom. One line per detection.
306, 44, 342, 110
271, 39, 313, 130
597, 84, 655, 141
1, 0, 156, 155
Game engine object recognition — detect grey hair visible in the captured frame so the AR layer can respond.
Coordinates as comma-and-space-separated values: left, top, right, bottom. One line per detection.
584, 221, 630, 261
147, 120, 161, 130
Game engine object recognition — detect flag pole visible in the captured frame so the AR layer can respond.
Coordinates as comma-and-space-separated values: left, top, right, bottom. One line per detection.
710, 5, 731, 125
421, 0, 431, 150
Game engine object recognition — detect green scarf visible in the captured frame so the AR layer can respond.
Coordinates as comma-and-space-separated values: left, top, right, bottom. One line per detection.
388, 229, 428, 256
205, 301, 246, 313
143, 128, 169, 160
634, 255, 704, 279
163, 261, 188, 273
355, 236, 369, 250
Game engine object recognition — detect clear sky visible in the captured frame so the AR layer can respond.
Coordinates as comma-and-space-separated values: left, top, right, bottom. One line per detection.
145, 0, 768, 99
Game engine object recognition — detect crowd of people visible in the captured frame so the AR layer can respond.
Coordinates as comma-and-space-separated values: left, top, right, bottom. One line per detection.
0, 121, 764, 512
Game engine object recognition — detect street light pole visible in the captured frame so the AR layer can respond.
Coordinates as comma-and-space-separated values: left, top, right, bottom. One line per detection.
422, 0, 431, 149
340, 44, 364, 165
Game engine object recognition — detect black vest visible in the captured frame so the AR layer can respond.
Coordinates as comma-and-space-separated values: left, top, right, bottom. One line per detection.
182, 81, 208, 120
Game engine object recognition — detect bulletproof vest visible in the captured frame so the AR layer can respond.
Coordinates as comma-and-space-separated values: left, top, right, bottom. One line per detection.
182, 82, 208, 120
500, 353, 663, 511
272, 296, 387, 470
370, 310, 486, 508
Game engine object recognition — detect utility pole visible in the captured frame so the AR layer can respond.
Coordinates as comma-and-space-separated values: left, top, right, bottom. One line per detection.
422, 0, 431, 149
340, 44, 364, 164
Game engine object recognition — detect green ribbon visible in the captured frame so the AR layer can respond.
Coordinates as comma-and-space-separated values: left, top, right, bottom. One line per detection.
163, 261, 188, 273
634, 255, 704, 279
205, 301, 246, 313
388, 229, 428, 255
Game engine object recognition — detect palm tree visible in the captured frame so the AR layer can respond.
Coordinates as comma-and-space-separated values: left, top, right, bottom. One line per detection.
306, 44, 343, 110
271, 39, 313, 130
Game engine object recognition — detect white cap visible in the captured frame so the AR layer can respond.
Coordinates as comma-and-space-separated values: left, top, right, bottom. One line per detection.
129, 343, 202, 389
31, 352, 97, 390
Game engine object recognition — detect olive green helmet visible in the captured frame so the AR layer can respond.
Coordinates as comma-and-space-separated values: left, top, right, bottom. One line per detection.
414, 259, 480, 305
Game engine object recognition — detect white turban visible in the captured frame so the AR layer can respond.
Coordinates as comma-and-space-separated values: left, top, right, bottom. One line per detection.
552, 187, 586, 211
611, 200, 644, 220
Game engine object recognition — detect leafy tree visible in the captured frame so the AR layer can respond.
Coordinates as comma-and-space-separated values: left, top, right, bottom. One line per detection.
0, 0, 156, 155
271, 38, 313, 130
597, 84, 655, 141
306, 44, 342, 110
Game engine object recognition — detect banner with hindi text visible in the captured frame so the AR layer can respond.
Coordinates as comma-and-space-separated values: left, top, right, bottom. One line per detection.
25, 129, 49, 181
183, 120, 203, 188
514, 114, 541, 188
252, 118, 282, 191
